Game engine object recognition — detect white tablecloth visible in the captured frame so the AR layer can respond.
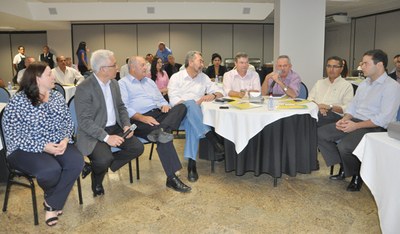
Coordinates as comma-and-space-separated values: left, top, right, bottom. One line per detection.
353, 132, 400, 234
202, 99, 318, 153
63, 86, 76, 103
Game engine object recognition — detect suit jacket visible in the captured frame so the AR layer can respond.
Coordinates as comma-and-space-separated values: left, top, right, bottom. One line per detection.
75, 73, 130, 156
164, 63, 182, 78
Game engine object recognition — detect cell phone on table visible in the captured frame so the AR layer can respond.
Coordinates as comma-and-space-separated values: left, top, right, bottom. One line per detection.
122, 124, 137, 138
219, 106, 229, 109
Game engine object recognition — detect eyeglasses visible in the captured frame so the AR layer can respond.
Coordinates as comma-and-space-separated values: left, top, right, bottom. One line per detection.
102, 63, 117, 69
326, 65, 342, 69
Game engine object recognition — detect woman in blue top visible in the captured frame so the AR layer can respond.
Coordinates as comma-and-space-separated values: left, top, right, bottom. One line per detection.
2, 62, 84, 227
76, 41, 89, 75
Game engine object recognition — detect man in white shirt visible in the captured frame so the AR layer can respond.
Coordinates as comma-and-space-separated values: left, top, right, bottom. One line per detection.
308, 56, 354, 127
52, 56, 84, 85
168, 51, 224, 182
119, 57, 129, 79
318, 49, 400, 191
17, 57, 36, 84
223, 52, 261, 98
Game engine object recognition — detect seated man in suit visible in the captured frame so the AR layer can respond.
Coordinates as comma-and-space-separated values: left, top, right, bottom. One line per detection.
164, 54, 182, 78
318, 49, 400, 191
261, 55, 301, 98
75, 49, 144, 197
223, 52, 261, 98
168, 51, 224, 183
308, 56, 354, 127
118, 56, 191, 193
52, 56, 84, 85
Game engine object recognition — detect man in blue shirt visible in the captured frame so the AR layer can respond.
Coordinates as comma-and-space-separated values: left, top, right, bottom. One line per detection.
155, 42, 172, 64
318, 49, 400, 191
119, 56, 191, 193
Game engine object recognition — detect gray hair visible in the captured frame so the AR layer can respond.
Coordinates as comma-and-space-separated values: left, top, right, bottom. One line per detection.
184, 51, 202, 68
277, 55, 291, 65
234, 52, 248, 62
128, 56, 141, 70
90, 49, 114, 73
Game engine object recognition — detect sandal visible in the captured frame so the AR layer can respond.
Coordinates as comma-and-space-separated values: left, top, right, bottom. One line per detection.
43, 202, 58, 227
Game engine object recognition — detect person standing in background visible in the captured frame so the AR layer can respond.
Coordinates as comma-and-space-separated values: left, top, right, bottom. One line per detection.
39, 45, 56, 69
12, 45, 26, 84
76, 41, 90, 75
156, 42, 172, 64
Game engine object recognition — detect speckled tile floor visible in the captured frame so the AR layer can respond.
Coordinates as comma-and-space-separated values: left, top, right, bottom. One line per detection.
0, 138, 380, 233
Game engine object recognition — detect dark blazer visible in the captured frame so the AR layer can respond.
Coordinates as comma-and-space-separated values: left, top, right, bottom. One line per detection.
389, 71, 398, 81
75, 73, 130, 156
205, 65, 227, 78
164, 63, 182, 78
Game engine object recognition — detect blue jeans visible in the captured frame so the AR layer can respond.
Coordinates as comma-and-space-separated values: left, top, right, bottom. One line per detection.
182, 100, 211, 161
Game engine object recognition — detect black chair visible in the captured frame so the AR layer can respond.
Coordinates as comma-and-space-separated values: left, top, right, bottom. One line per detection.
68, 96, 147, 182
298, 82, 309, 99
53, 83, 65, 98
0, 87, 11, 103
0, 109, 83, 225
224, 58, 235, 71
248, 58, 262, 71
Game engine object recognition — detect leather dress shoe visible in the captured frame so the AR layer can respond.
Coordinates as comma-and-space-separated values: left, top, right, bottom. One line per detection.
347, 175, 363, 192
81, 162, 92, 179
329, 168, 345, 180
166, 175, 191, 193
187, 159, 198, 182
147, 128, 174, 143
93, 184, 105, 197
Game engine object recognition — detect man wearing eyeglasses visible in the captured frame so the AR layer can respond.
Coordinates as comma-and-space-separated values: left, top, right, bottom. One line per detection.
75, 49, 144, 197
308, 56, 354, 127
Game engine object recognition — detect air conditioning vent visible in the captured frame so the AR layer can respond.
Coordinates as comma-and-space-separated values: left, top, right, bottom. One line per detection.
326, 14, 350, 25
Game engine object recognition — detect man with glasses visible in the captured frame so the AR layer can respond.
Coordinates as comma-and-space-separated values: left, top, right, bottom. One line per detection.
318, 49, 400, 191
261, 55, 301, 98
75, 49, 144, 197
308, 56, 354, 127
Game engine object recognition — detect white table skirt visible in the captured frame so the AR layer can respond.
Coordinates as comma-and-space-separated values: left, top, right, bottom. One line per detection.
353, 132, 400, 234
63, 86, 76, 103
202, 99, 318, 153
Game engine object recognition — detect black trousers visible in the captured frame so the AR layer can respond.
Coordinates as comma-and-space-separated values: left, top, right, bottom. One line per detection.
318, 119, 385, 177
8, 144, 84, 210
89, 125, 144, 185
130, 104, 187, 177
317, 110, 342, 128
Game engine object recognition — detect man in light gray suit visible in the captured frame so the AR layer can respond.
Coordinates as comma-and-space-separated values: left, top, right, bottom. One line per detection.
75, 49, 144, 197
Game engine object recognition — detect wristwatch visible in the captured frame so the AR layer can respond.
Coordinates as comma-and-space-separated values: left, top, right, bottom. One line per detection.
329, 104, 333, 109
283, 86, 288, 92
212, 93, 217, 99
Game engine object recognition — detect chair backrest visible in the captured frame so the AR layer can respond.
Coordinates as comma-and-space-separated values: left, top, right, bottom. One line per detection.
0, 108, 13, 172
0, 87, 11, 103
224, 58, 235, 71
53, 83, 66, 98
248, 58, 262, 71
298, 82, 308, 99
397, 107, 400, 122
67, 96, 78, 136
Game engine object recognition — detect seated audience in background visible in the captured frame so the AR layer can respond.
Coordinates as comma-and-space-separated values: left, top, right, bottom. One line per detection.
2, 61, 84, 226
168, 51, 224, 183
389, 54, 399, 74
205, 53, 227, 79
65, 57, 78, 70
39, 45, 56, 69
17, 57, 36, 84
388, 54, 400, 83
145, 53, 154, 78
52, 56, 84, 85
308, 56, 354, 127
119, 56, 191, 193
261, 55, 301, 98
156, 42, 172, 64
151, 57, 170, 101
119, 57, 129, 78
75, 49, 144, 197
164, 54, 182, 78
341, 58, 349, 78
0, 78, 6, 88
318, 49, 400, 191
223, 52, 260, 98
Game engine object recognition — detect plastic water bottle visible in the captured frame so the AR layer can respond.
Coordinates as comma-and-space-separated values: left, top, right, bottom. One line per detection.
268, 95, 274, 111
215, 75, 219, 84
7, 82, 12, 90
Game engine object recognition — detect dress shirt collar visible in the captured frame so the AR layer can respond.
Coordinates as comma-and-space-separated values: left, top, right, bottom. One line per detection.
325, 75, 343, 84
366, 72, 387, 85
94, 73, 111, 87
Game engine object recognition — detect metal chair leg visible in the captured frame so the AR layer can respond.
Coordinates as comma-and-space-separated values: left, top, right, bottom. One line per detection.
273, 178, 277, 187
149, 143, 155, 160
28, 178, 39, 225
76, 177, 83, 205
330, 165, 334, 175
136, 157, 140, 180
128, 161, 133, 184
2, 173, 14, 212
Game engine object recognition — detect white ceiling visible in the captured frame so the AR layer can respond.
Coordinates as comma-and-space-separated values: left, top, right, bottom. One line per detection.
0, 0, 399, 31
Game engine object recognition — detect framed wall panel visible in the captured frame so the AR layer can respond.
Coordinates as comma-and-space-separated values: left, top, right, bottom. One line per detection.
105, 24, 137, 68
137, 24, 169, 59
353, 16, 375, 67
263, 24, 274, 64
233, 24, 263, 61
201, 24, 233, 66
11, 33, 47, 65
72, 24, 105, 65
170, 24, 202, 64
0, 34, 13, 83
324, 24, 352, 74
